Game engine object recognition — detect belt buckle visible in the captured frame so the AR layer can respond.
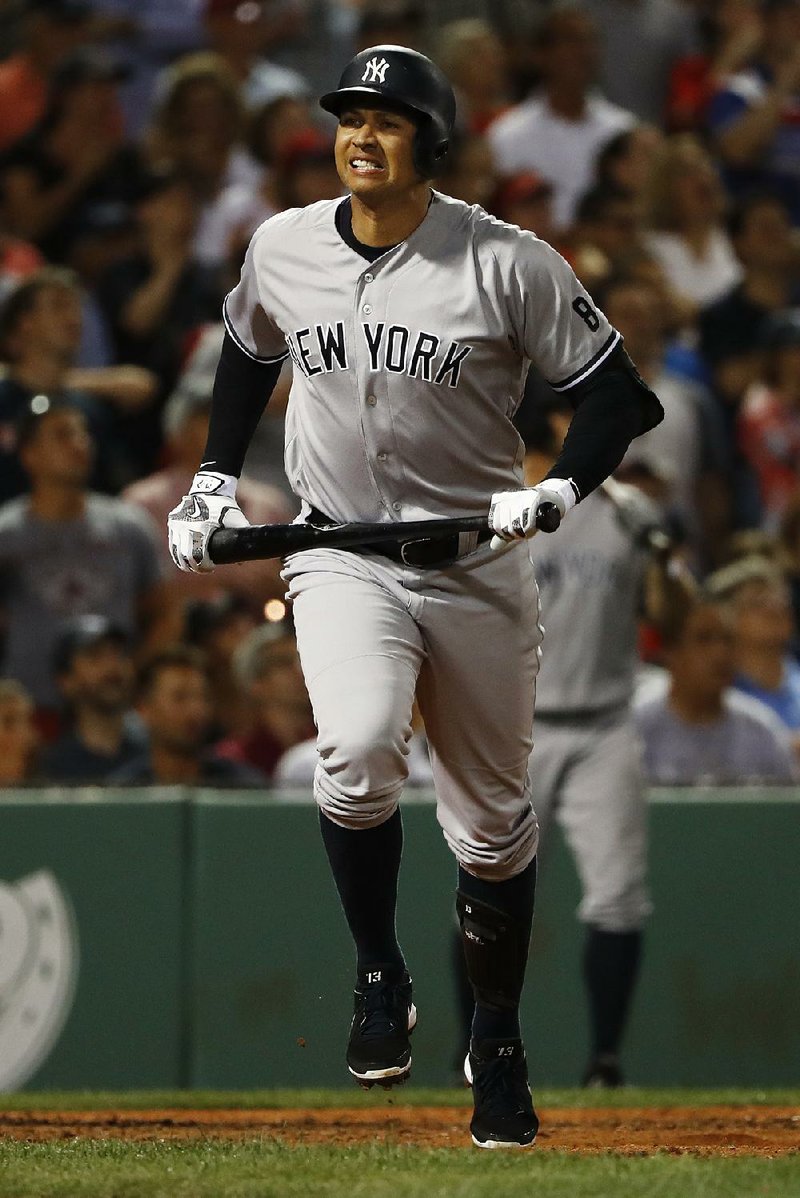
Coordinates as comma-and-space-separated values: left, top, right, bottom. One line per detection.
400, 537, 430, 566
400, 535, 459, 568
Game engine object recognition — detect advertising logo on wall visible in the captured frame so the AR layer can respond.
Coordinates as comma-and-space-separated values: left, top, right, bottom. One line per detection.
0, 870, 78, 1091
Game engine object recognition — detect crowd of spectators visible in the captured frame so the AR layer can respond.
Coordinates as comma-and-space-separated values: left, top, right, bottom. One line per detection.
2, 0, 800, 789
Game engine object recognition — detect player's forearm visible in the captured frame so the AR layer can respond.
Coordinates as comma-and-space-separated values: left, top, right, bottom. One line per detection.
545, 350, 664, 500
200, 331, 282, 477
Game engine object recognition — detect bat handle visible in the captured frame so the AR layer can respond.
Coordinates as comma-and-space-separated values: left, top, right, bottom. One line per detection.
535, 501, 561, 534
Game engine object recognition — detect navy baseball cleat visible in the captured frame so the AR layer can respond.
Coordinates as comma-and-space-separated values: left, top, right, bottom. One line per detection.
464, 1038, 539, 1148
346, 965, 417, 1089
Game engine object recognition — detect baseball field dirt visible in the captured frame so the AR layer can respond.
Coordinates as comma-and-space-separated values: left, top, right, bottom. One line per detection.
2, 1103, 798, 1155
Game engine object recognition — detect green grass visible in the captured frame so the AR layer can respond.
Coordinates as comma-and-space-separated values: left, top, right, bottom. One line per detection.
2, 1086, 799, 1110
0, 1141, 798, 1198
2, 1091, 798, 1198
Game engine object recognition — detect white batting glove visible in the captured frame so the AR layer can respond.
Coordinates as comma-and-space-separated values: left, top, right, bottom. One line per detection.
167, 471, 249, 573
489, 478, 578, 551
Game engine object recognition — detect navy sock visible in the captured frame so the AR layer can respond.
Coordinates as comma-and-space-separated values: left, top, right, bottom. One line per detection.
583, 927, 642, 1058
319, 808, 405, 975
458, 857, 537, 1043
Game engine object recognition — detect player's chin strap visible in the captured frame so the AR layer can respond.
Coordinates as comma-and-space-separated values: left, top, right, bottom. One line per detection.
456, 891, 530, 1012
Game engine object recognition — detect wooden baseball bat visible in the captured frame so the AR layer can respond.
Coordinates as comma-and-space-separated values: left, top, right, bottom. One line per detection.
208, 502, 561, 564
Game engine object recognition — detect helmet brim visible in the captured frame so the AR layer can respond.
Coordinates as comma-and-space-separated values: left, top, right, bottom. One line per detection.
320, 87, 422, 124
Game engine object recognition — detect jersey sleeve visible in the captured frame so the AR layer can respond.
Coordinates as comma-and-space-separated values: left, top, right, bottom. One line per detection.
507, 235, 620, 391
223, 227, 290, 365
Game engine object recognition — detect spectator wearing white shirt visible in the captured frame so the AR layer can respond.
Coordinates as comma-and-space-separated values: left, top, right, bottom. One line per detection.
487, 6, 635, 232
634, 592, 795, 784
642, 133, 743, 316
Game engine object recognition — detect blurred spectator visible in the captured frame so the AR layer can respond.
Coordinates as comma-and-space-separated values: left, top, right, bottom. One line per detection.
666, 0, 763, 133
203, 0, 308, 110
435, 131, 495, 210
0, 267, 156, 500
707, 0, 800, 223
0, 46, 143, 263
41, 614, 145, 782
123, 375, 292, 600
487, 6, 636, 232
0, 397, 174, 714
216, 622, 314, 780
111, 643, 264, 784
0, 678, 39, 786
491, 171, 556, 246
95, 166, 223, 434
602, 274, 727, 556
585, 0, 698, 124
707, 555, 800, 740
0, 0, 94, 154
633, 592, 795, 783
271, 127, 341, 210
353, 0, 426, 54
0, 225, 44, 300
699, 192, 800, 409
594, 124, 663, 204
569, 183, 644, 292
146, 52, 262, 269
436, 18, 511, 134
79, 0, 207, 138
738, 308, 800, 527
778, 493, 800, 640
185, 593, 261, 738
642, 133, 742, 315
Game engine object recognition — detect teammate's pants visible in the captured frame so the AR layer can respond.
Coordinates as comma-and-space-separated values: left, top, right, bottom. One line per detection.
282, 543, 542, 880
528, 715, 652, 931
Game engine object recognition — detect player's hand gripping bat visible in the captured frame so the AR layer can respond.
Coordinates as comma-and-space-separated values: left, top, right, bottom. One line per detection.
208, 503, 561, 564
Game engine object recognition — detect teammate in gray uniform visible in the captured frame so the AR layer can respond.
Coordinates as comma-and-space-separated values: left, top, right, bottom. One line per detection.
522, 392, 680, 1087
167, 45, 663, 1148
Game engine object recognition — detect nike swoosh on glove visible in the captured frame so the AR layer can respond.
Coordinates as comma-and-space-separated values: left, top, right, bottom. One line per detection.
167, 478, 249, 573
489, 478, 578, 552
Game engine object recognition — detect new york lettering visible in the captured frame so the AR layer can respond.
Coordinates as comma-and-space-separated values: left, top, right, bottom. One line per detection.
285, 322, 473, 388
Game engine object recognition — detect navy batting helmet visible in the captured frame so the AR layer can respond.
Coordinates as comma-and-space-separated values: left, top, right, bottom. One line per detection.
320, 45, 456, 178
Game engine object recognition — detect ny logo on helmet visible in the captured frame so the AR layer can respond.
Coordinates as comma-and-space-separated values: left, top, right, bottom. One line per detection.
362, 57, 389, 84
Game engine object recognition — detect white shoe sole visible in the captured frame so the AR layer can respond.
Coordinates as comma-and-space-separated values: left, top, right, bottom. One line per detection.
348, 1003, 417, 1083
471, 1134, 536, 1149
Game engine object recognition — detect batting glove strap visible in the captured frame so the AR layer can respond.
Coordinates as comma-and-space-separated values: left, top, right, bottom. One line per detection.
167, 488, 249, 573
489, 478, 577, 550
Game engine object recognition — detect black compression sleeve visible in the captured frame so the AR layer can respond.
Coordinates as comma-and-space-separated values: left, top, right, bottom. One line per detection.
545, 346, 664, 500
199, 331, 284, 477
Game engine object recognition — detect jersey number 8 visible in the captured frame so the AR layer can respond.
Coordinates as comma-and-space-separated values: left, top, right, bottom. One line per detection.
572, 296, 600, 332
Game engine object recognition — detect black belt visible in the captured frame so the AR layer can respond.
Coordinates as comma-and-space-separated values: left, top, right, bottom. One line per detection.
306, 507, 492, 568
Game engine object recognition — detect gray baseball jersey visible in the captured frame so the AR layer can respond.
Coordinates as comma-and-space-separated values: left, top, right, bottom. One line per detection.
226, 191, 621, 880
527, 480, 660, 931
224, 191, 619, 524
530, 479, 659, 715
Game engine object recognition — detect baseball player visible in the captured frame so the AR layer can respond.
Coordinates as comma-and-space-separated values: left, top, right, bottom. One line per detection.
520, 392, 681, 1087
167, 45, 663, 1148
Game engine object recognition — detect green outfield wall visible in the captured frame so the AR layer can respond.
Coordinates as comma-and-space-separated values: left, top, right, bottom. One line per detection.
1, 788, 797, 1090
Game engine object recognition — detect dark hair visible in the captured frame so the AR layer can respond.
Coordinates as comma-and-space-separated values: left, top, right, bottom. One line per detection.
595, 129, 636, 183
726, 189, 791, 240
15, 394, 86, 451
575, 182, 631, 226
137, 645, 209, 700
0, 267, 81, 361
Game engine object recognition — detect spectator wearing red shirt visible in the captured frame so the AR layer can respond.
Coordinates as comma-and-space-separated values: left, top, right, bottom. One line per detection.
739, 308, 800, 527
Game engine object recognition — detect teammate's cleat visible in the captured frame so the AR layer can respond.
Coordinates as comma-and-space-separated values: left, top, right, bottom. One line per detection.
346, 965, 417, 1088
464, 1037, 539, 1148
582, 1054, 624, 1089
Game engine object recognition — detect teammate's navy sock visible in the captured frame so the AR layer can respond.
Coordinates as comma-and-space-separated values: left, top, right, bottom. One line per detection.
583, 927, 642, 1058
458, 857, 536, 1043
319, 808, 405, 976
